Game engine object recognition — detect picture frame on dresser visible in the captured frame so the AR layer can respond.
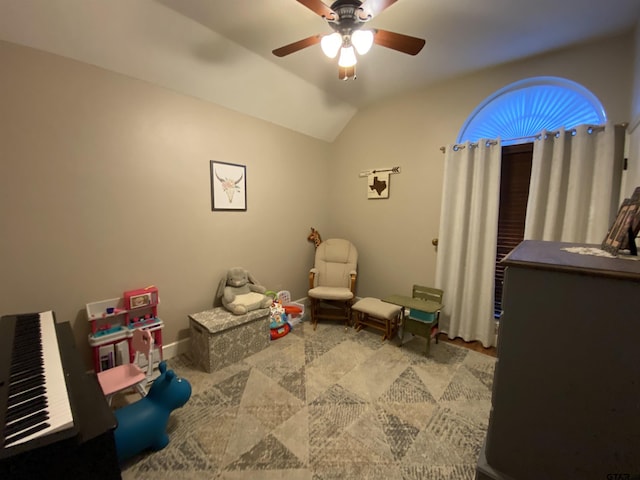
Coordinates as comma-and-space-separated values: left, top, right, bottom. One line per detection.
601, 187, 640, 255
210, 160, 247, 211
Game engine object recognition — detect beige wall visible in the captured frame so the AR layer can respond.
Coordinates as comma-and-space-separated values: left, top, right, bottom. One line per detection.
625, 19, 640, 199
633, 18, 640, 124
0, 30, 635, 369
329, 31, 634, 300
0, 40, 330, 367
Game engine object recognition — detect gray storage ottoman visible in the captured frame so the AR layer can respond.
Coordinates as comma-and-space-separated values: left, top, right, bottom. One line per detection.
189, 306, 270, 372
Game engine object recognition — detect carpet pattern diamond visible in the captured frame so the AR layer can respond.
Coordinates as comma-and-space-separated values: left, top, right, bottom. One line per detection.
120, 321, 495, 479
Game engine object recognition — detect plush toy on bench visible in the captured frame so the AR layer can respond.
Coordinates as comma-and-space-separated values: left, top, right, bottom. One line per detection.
113, 361, 192, 463
217, 267, 273, 315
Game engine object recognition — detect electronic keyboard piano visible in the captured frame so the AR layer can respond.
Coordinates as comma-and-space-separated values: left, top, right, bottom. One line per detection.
0, 311, 120, 479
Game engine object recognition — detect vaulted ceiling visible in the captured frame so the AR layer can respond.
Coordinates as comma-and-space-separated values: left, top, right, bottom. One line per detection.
1, 0, 639, 141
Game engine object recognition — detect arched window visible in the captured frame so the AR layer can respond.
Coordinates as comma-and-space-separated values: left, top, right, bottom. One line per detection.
457, 76, 607, 145
457, 77, 609, 318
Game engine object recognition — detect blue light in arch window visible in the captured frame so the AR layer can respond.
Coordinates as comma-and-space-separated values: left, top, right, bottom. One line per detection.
457, 77, 607, 146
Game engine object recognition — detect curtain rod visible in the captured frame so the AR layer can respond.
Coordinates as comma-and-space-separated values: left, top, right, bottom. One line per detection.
439, 122, 628, 153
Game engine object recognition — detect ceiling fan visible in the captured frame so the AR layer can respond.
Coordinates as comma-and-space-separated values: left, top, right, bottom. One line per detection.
272, 0, 425, 80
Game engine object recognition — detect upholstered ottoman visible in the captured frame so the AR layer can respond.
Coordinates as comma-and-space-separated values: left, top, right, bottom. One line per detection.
352, 297, 402, 341
189, 307, 270, 373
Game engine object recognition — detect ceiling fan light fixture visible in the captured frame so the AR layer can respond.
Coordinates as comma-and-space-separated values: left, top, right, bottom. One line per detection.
352, 29, 374, 55
272, 0, 427, 80
321, 32, 342, 58
338, 46, 357, 67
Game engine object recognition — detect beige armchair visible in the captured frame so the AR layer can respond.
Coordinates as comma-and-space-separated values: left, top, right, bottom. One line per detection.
308, 238, 358, 329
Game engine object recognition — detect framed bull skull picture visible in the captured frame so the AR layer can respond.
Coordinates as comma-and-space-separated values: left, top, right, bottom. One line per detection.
210, 161, 247, 211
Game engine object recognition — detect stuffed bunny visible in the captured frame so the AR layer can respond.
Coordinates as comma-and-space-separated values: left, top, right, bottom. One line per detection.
216, 267, 273, 315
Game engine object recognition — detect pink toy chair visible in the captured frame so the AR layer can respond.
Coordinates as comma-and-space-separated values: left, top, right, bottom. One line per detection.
97, 328, 154, 406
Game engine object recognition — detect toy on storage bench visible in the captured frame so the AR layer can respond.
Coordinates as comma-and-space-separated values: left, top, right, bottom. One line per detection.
87, 286, 164, 373
113, 361, 192, 463
217, 267, 273, 315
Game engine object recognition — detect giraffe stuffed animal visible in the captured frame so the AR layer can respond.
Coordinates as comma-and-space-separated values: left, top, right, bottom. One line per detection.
307, 227, 322, 248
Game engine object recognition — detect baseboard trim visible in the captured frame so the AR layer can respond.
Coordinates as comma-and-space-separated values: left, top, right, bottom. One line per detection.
162, 337, 191, 360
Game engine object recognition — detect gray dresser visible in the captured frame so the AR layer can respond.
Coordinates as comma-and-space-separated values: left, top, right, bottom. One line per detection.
476, 240, 640, 480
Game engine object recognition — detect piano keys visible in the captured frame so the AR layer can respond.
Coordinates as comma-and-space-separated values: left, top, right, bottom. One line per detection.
2, 311, 75, 447
0, 312, 120, 479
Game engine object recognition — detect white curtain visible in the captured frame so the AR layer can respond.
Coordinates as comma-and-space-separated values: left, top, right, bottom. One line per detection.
435, 139, 502, 348
525, 122, 625, 243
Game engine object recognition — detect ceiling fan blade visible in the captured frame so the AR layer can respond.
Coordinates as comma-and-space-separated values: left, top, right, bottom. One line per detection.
296, 0, 336, 20
272, 35, 322, 57
373, 29, 425, 55
359, 0, 398, 19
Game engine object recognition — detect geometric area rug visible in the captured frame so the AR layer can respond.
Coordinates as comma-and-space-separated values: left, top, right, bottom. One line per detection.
119, 321, 496, 480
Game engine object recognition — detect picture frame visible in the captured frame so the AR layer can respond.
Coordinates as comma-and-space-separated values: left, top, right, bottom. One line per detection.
602, 187, 640, 255
210, 161, 247, 211
367, 172, 390, 199
129, 292, 152, 309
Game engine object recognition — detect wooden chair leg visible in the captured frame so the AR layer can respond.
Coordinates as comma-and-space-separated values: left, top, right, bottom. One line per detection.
311, 298, 318, 330
346, 303, 353, 327
391, 314, 399, 341
399, 308, 406, 347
